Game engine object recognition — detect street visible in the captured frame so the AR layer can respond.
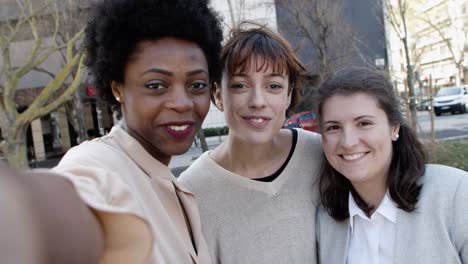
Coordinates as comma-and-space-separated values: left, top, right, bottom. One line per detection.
416, 111, 468, 141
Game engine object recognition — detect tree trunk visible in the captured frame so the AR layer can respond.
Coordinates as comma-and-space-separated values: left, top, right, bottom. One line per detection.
198, 130, 209, 152
73, 92, 88, 144
456, 63, 463, 85
2, 126, 29, 169
429, 76, 435, 144
403, 38, 418, 130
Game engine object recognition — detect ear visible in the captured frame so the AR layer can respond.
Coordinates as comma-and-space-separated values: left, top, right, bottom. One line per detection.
286, 92, 292, 109
111, 81, 124, 103
391, 123, 400, 141
213, 82, 224, 111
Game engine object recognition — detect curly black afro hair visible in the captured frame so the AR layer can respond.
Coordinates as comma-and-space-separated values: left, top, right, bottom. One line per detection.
84, 0, 224, 108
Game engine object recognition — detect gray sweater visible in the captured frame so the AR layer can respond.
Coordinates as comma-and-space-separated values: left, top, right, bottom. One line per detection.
179, 129, 322, 264
317, 164, 468, 264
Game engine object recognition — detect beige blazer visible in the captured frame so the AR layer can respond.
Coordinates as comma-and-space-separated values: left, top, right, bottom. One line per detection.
53, 126, 211, 264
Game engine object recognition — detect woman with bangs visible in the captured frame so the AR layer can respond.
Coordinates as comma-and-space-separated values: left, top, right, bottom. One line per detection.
179, 22, 321, 264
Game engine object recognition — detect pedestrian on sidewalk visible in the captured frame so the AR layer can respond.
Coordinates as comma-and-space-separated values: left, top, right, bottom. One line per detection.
179, 22, 321, 264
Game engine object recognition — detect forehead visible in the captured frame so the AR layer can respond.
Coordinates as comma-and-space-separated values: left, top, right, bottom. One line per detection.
322, 93, 386, 120
128, 38, 207, 67
227, 54, 288, 75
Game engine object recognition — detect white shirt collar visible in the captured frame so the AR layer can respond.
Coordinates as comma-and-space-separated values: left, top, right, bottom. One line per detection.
348, 191, 398, 232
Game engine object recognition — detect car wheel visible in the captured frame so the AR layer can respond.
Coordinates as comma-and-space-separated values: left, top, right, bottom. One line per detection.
435, 112, 441, 116
462, 104, 467, 114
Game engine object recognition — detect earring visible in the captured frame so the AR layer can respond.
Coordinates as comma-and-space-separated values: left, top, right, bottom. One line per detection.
392, 134, 399, 141
116, 97, 120, 102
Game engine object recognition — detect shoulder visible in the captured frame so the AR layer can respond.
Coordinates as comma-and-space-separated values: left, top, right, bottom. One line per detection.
57, 139, 127, 169
178, 152, 234, 211
288, 129, 323, 165
422, 164, 468, 190
178, 152, 216, 190
417, 164, 468, 212
295, 128, 322, 144
52, 137, 137, 198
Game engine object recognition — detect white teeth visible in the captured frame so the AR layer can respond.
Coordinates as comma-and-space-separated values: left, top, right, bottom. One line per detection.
342, 153, 365, 161
251, 118, 264, 123
168, 125, 189, 131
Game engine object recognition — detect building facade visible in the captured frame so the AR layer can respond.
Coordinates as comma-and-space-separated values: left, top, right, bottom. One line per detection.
386, 0, 468, 97
274, 0, 388, 75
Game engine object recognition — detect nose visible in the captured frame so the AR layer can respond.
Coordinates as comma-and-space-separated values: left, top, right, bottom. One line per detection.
340, 127, 359, 149
248, 86, 267, 109
167, 86, 194, 113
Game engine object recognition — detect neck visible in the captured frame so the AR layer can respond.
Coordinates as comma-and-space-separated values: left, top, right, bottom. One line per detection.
210, 130, 291, 178
119, 120, 171, 166
352, 180, 387, 216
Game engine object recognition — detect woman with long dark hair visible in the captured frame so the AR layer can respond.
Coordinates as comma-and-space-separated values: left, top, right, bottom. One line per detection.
316, 66, 468, 263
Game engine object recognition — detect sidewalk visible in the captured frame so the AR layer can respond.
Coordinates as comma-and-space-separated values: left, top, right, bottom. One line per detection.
33, 135, 227, 176
169, 135, 227, 176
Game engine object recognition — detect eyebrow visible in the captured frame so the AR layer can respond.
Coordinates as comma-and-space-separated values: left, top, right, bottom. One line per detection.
140, 68, 208, 77
322, 115, 376, 124
230, 72, 286, 78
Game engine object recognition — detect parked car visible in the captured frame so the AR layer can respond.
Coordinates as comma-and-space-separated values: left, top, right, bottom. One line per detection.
433, 86, 468, 116
284, 111, 320, 133
417, 96, 432, 111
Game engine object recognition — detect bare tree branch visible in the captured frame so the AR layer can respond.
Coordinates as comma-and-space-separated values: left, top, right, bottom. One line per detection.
417, 16, 458, 66
383, 0, 419, 129
277, 0, 361, 75
20, 51, 82, 120
0, 0, 86, 167
226, 0, 237, 27
32, 66, 55, 79
31, 55, 85, 121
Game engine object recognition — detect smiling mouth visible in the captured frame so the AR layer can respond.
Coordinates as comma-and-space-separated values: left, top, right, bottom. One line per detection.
340, 152, 367, 161
168, 125, 189, 131
242, 116, 271, 128
162, 123, 194, 139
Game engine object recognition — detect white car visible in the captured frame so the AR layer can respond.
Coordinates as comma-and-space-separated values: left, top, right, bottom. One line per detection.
433, 86, 468, 116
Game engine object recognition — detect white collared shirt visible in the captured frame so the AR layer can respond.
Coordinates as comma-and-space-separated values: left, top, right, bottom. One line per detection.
347, 192, 397, 264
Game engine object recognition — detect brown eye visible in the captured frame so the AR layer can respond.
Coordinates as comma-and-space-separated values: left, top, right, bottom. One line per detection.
269, 83, 283, 89
190, 81, 208, 90
145, 81, 166, 90
358, 121, 373, 127
230, 83, 246, 89
325, 125, 340, 131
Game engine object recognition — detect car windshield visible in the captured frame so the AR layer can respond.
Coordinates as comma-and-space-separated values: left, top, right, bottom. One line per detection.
298, 113, 315, 121
436, 87, 461, 97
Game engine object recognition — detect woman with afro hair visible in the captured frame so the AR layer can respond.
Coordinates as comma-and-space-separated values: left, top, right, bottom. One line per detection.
0, 0, 223, 263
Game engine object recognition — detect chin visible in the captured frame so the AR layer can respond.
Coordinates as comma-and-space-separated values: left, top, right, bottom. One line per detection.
168, 142, 193, 156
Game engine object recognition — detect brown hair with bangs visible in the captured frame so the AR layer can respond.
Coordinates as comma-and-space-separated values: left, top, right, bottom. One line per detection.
214, 21, 308, 117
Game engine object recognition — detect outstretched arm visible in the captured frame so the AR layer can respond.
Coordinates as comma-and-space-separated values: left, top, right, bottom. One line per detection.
0, 162, 104, 264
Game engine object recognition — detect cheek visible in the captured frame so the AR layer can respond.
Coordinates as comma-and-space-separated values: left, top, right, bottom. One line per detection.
322, 137, 335, 157
222, 93, 242, 112
194, 94, 211, 118
276, 93, 291, 112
